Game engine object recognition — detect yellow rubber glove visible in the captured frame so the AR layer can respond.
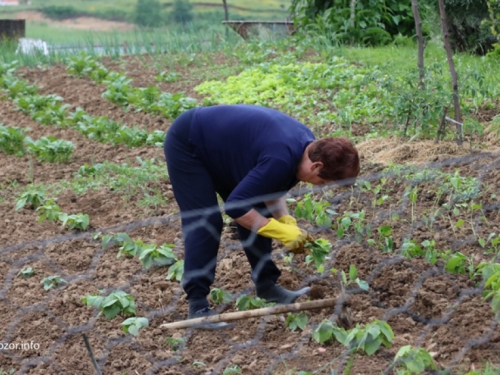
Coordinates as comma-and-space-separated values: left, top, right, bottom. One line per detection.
257, 218, 308, 251
277, 215, 297, 227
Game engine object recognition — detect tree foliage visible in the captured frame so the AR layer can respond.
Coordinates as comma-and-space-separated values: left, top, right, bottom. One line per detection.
134, 0, 164, 28
421, 0, 497, 54
290, 0, 415, 46
170, 0, 194, 25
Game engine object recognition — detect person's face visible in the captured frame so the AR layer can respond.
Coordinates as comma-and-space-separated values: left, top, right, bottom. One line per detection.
297, 161, 332, 185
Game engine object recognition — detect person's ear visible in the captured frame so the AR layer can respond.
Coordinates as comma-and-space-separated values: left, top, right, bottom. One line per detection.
311, 161, 323, 171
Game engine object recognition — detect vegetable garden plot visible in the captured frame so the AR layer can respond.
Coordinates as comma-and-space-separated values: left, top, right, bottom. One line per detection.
0, 60, 500, 374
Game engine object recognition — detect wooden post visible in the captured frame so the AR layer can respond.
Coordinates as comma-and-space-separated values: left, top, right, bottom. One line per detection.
222, 0, 229, 21
411, 0, 425, 89
438, 0, 463, 145
161, 298, 337, 330
435, 106, 448, 143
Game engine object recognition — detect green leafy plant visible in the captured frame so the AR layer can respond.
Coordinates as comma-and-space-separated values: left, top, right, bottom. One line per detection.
294, 193, 335, 227
333, 264, 369, 291
312, 319, 393, 355
15, 186, 46, 211
345, 320, 394, 355
0, 124, 27, 156
41, 275, 67, 290
117, 237, 146, 258
482, 266, 500, 320
235, 295, 271, 311
122, 317, 149, 336
58, 213, 90, 231
138, 244, 177, 269
66, 52, 99, 77
156, 71, 179, 83
210, 288, 233, 304
166, 260, 184, 282
400, 239, 424, 259
82, 290, 137, 319
285, 312, 309, 331
479, 233, 500, 255
222, 365, 242, 375
368, 225, 394, 252
24, 136, 74, 163
17, 267, 35, 279
305, 238, 332, 272
393, 345, 437, 374
312, 319, 348, 344
165, 337, 185, 351
36, 198, 62, 223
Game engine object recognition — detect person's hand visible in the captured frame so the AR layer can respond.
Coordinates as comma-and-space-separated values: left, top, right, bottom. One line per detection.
257, 218, 308, 251
277, 214, 297, 226
289, 234, 315, 254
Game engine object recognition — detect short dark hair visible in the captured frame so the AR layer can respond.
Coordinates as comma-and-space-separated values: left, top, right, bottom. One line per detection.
308, 137, 360, 182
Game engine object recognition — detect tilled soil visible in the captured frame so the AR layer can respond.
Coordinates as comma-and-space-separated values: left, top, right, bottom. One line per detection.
0, 58, 499, 374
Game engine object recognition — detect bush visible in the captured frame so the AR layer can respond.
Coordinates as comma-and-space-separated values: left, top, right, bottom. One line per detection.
290, 0, 415, 46
40, 5, 82, 20
134, 0, 165, 27
421, 0, 497, 55
170, 0, 193, 25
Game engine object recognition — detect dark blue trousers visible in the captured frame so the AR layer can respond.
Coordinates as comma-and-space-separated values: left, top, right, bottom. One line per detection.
164, 109, 281, 301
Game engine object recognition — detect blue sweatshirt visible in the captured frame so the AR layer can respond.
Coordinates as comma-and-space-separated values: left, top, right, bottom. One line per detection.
188, 105, 315, 218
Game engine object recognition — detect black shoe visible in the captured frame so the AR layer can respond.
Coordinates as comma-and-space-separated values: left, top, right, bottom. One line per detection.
187, 307, 235, 330
257, 284, 311, 304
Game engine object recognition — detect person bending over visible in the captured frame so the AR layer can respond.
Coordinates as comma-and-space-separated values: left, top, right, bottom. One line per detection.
164, 104, 360, 320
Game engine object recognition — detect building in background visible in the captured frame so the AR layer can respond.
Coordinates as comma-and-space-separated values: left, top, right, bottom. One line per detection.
0, 0, 20, 6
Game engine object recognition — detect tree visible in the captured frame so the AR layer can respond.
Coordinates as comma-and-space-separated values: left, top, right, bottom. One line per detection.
411, 0, 425, 89
438, 0, 463, 145
171, 0, 193, 25
134, 0, 163, 28
222, 0, 229, 21
289, 0, 414, 46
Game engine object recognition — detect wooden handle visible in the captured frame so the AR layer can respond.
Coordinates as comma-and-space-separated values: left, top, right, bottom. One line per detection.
160, 298, 337, 330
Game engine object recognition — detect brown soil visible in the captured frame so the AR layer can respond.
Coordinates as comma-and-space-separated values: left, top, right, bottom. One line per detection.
0, 56, 499, 374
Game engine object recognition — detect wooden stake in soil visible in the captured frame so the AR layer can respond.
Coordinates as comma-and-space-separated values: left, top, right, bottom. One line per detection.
161, 298, 337, 330
436, 106, 448, 143
82, 334, 102, 375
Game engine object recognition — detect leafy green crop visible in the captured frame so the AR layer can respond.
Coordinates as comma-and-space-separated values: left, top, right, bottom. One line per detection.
285, 312, 308, 331
166, 260, 184, 282
0, 124, 27, 156
15, 186, 46, 211
24, 136, 74, 163
312, 319, 394, 355
305, 238, 332, 272
394, 345, 437, 374
294, 193, 335, 227
235, 295, 271, 311
332, 264, 369, 292
36, 198, 62, 223
210, 288, 233, 304
17, 267, 35, 279
58, 213, 90, 231
82, 290, 137, 319
41, 275, 67, 290
138, 244, 177, 269
122, 317, 149, 336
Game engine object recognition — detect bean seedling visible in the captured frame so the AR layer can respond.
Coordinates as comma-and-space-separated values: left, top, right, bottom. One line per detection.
393, 345, 437, 374
82, 290, 137, 319
285, 312, 308, 332
41, 275, 67, 290
17, 267, 35, 279
122, 317, 149, 336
